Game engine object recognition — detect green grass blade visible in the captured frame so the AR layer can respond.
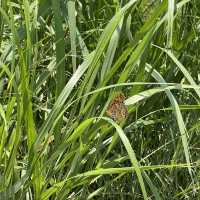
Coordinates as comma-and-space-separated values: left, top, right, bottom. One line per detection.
100, 117, 148, 200
67, 0, 77, 73
145, 63, 194, 182
167, 0, 175, 48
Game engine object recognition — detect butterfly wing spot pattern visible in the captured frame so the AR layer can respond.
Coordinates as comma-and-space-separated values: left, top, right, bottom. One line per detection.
106, 93, 128, 123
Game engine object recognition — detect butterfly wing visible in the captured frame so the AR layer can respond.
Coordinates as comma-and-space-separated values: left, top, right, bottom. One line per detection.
106, 93, 128, 122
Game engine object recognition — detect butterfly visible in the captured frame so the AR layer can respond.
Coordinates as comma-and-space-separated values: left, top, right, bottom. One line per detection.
106, 93, 128, 123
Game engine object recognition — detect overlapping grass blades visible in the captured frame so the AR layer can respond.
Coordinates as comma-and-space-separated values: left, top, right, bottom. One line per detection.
0, 0, 199, 199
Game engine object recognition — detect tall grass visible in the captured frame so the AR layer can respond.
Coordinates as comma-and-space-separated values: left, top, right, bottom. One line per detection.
0, 0, 200, 199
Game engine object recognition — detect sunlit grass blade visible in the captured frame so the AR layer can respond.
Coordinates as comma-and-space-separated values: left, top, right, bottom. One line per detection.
36, 51, 95, 145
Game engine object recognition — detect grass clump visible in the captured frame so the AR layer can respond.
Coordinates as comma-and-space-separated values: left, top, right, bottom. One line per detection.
0, 0, 200, 199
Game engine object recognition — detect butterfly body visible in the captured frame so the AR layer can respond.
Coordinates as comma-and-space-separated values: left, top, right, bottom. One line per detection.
106, 93, 128, 123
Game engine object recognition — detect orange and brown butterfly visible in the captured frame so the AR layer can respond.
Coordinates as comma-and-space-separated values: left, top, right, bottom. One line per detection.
106, 92, 128, 123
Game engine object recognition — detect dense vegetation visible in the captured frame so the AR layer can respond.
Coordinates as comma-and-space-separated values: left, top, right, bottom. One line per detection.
0, 0, 200, 199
